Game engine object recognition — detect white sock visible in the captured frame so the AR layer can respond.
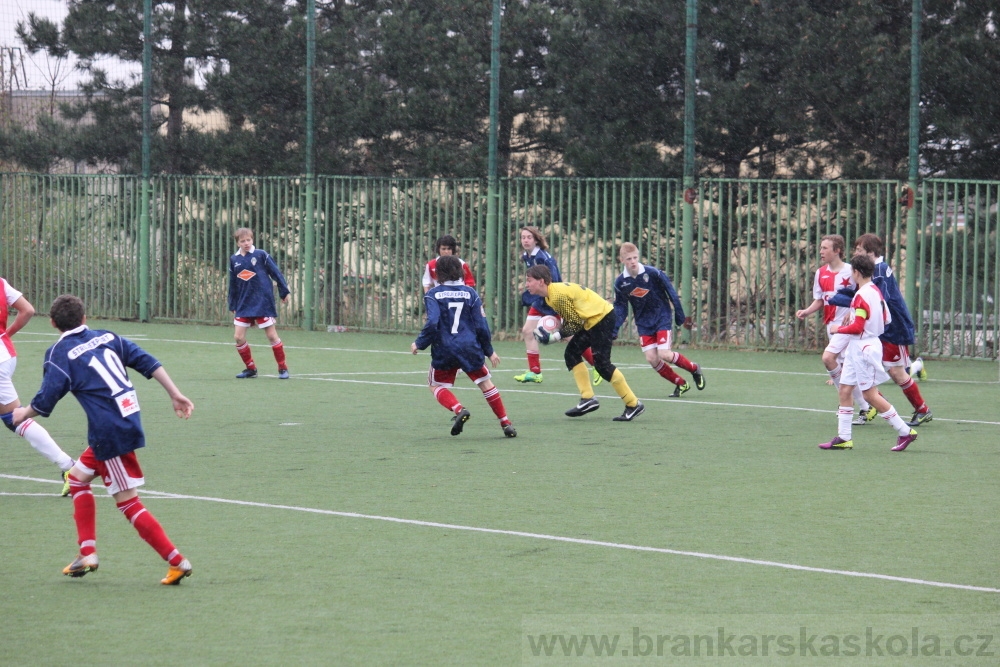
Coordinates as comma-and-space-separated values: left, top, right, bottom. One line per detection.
828, 366, 842, 388
878, 406, 911, 436
17, 419, 74, 471
837, 406, 853, 440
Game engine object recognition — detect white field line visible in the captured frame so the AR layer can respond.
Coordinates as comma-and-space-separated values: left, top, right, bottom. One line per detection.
21, 334, 997, 424
15, 335, 1000, 385
1, 473, 996, 594
275, 373, 1000, 426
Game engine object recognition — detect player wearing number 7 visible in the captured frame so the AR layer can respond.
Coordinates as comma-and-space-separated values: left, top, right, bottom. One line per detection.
411, 256, 517, 438
13, 295, 196, 584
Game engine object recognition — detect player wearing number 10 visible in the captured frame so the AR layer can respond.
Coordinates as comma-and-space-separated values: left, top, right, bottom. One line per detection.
13, 295, 196, 584
411, 256, 517, 438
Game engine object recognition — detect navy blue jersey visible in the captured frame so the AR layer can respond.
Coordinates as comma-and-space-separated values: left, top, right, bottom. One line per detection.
29, 326, 163, 460
613, 265, 686, 337
830, 257, 915, 345
521, 248, 562, 311
414, 281, 494, 373
228, 246, 290, 317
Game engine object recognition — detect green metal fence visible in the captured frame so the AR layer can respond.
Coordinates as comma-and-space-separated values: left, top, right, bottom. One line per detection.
2, 173, 997, 359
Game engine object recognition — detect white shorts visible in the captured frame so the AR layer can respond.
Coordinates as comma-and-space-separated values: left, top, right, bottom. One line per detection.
823, 332, 851, 360
841, 339, 890, 391
0, 357, 19, 405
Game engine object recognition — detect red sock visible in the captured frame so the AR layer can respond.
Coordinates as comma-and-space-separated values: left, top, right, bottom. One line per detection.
482, 386, 509, 424
271, 339, 287, 371
118, 498, 183, 565
899, 378, 927, 412
654, 360, 684, 385
527, 351, 541, 374
69, 475, 97, 556
582, 348, 595, 366
433, 387, 462, 414
673, 353, 698, 374
237, 343, 256, 370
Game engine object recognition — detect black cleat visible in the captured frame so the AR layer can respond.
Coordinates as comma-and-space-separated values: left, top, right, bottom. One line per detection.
565, 397, 600, 417
451, 408, 471, 436
613, 401, 645, 422
692, 369, 706, 390
502, 423, 517, 438
236, 368, 258, 379
669, 382, 691, 398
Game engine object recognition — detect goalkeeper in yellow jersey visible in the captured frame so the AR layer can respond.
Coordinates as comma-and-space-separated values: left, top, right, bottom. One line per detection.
524, 266, 644, 421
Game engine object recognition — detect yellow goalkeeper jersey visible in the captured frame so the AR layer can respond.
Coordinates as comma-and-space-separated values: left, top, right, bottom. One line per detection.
545, 282, 613, 333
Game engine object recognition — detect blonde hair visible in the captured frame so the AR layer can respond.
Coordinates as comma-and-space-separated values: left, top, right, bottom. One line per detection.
619, 242, 639, 259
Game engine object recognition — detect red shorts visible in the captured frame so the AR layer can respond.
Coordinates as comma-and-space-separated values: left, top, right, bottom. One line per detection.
526, 306, 544, 319
881, 342, 910, 368
234, 316, 276, 328
427, 365, 491, 387
75, 447, 145, 495
639, 330, 673, 352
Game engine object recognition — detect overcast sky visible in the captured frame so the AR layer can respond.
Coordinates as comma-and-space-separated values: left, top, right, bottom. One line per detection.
2, 0, 140, 91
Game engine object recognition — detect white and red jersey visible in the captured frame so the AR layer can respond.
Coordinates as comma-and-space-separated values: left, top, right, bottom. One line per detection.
840, 282, 891, 341
422, 257, 476, 291
812, 262, 855, 328
0, 278, 24, 363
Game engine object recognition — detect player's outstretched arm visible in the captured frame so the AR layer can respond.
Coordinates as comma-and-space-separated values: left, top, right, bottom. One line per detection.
151, 367, 194, 419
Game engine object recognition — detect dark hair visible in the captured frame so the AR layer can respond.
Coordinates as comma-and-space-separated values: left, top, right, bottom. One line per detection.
519, 226, 548, 251
435, 235, 459, 254
850, 253, 875, 278
435, 255, 463, 283
526, 265, 552, 284
854, 233, 884, 257
50, 294, 86, 331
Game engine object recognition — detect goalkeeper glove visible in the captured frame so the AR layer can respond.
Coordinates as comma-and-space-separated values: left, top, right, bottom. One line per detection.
533, 325, 561, 345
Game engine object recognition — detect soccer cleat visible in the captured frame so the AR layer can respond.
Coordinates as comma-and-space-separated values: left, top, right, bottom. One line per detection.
692, 369, 706, 390
161, 558, 192, 585
891, 429, 918, 452
277, 369, 290, 379
910, 356, 927, 381
502, 423, 518, 438
63, 553, 99, 578
669, 382, 691, 398
818, 437, 853, 450
591, 367, 602, 386
852, 406, 878, 425
613, 401, 645, 422
450, 408, 471, 436
60, 470, 72, 497
906, 409, 932, 427
514, 371, 543, 383
565, 397, 600, 417
235, 368, 258, 379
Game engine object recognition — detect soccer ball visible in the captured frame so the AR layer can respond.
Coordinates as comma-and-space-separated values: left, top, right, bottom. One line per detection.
539, 315, 562, 334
